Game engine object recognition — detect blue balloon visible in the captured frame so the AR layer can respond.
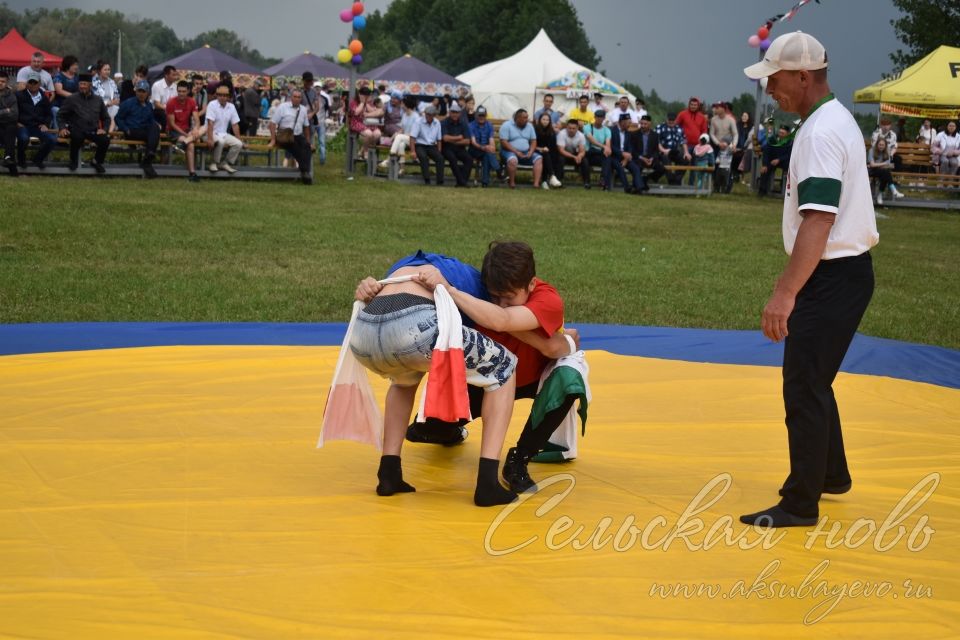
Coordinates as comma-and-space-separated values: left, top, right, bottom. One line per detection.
353, 15, 366, 30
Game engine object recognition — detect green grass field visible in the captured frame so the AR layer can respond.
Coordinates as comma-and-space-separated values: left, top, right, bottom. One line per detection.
1, 154, 958, 349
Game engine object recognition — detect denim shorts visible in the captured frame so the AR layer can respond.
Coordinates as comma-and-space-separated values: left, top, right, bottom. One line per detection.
349, 302, 517, 388
502, 150, 542, 166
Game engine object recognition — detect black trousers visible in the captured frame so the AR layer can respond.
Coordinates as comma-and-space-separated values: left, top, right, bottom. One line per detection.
0, 121, 16, 160
559, 155, 591, 183
540, 147, 560, 179
640, 157, 665, 184
125, 125, 161, 159
778, 251, 874, 518
868, 166, 893, 192
415, 143, 444, 184
442, 144, 473, 186
418, 382, 577, 456
280, 134, 312, 174
69, 129, 109, 166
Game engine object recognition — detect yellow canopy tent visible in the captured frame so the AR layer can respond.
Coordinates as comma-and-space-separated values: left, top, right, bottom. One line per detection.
854, 45, 960, 119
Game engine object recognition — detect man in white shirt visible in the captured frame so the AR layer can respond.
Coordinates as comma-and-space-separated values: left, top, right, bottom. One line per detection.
556, 119, 591, 188
742, 31, 879, 528
16, 52, 55, 92
410, 104, 444, 185
605, 96, 637, 128
269, 88, 313, 184
151, 65, 179, 129
205, 85, 245, 173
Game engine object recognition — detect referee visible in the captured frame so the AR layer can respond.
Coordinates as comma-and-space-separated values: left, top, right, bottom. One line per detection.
740, 32, 879, 527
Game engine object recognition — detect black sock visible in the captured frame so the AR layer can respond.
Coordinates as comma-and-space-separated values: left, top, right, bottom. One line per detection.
376, 455, 415, 496
474, 457, 517, 507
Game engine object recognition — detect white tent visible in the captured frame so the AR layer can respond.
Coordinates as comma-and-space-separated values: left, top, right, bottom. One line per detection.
457, 29, 634, 120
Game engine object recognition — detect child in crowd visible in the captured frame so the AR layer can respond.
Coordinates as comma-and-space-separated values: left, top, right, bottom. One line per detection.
693, 133, 714, 190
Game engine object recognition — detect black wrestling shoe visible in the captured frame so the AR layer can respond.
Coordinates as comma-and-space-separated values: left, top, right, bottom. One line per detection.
89, 160, 106, 174
502, 447, 536, 493
739, 505, 818, 527
406, 421, 467, 446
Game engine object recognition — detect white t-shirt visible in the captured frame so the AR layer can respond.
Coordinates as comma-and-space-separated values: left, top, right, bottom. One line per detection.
151, 78, 178, 109
206, 100, 240, 137
16, 66, 54, 92
934, 131, 960, 155
782, 97, 879, 260
605, 107, 637, 127
557, 129, 586, 154
271, 102, 309, 136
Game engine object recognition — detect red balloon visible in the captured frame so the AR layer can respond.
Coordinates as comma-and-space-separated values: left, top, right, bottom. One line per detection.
757, 26, 770, 40
352, 2, 364, 15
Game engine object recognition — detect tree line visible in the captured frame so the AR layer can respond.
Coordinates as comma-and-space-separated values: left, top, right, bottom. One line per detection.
0, 6, 280, 76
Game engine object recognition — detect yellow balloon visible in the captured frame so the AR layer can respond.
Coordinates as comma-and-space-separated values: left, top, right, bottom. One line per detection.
337, 49, 352, 63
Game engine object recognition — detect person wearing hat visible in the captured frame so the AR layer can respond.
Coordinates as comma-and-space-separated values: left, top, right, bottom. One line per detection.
441, 102, 473, 187
205, 83, 246, 174
409, 103, 444, 185
115, 78, 161, 178
583, 109, 612, 190
739, 32, 879, 528
0, 70, 18, 173
57, 72, 110, 172
15, 71, 57, 169
377, 91, 405, 171
468, 105, 500, 187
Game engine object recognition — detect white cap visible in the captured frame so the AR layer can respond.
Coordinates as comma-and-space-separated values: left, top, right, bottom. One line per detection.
744, 31, 828, 80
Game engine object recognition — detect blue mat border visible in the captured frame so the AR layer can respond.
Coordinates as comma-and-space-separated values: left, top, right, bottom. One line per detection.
1, 322, 957, 389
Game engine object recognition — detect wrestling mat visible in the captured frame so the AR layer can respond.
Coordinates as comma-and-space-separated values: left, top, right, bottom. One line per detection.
1, 323, 958, 639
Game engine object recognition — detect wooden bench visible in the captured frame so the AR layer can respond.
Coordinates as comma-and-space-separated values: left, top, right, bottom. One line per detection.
15, 132, 302, 180
865, 140, 934, 172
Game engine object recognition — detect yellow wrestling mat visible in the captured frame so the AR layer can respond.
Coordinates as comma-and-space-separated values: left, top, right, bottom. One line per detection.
1, 346, 958, 639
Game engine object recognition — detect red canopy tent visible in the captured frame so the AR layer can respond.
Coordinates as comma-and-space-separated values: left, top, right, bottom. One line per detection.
0, 29, 62, 69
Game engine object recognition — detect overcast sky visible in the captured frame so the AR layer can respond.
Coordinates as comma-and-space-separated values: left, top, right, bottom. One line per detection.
9, 0, 901, 110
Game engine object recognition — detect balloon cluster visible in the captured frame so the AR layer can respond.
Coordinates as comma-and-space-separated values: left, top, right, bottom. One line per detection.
747, 22, 773, 51
337, 2, 366, 65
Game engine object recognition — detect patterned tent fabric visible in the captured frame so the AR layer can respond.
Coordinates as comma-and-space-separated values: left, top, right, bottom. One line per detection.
148, 45, 268, 87
264, 52, 348, 90
363, 54, 469, 97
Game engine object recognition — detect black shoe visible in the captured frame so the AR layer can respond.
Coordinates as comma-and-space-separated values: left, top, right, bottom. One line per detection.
17, 159, 27, 169
68, 163, 79, 171
739, 505, 818, 528
90, 160, 106, 174
2, 155, 14, 168
32, 160, 45, 170
187, 173, 200, 183
405, 421, 467, 446
584, 182, 591, 190
143, 162, 157, 179
502, 447, 536, 493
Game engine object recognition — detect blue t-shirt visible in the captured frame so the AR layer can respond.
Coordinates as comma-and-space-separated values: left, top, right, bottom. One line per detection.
583, 124, 611, 151
53, 72, 79, 108
468, 120, 494, 146
386, 250, 489, 324
499, 119, 535, 153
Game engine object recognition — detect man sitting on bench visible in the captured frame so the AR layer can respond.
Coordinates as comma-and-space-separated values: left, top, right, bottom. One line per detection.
115, 79, 161, 179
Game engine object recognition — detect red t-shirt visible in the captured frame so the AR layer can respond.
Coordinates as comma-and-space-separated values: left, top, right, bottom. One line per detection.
166, 96, 198, 132
479, 278, 564, 388
676, 109, 707, 146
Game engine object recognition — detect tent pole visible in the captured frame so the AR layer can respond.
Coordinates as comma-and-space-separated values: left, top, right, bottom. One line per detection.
346, 28, 358, 177
750, 48, 763, 193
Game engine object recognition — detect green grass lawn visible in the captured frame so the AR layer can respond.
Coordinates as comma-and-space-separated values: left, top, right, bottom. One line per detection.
1, 153, 958, 349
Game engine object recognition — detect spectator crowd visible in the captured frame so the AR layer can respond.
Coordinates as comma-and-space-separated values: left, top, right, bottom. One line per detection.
2, 50, 957, 194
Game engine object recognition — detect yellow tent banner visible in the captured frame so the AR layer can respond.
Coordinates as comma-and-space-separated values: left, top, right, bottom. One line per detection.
854, 45, 960, 107
881, 103, 960, 120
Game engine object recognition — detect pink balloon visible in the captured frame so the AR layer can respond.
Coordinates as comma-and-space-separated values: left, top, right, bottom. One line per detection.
340, 9, 353, 22
760, 38, 771, 51
748, 35, 761, 48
